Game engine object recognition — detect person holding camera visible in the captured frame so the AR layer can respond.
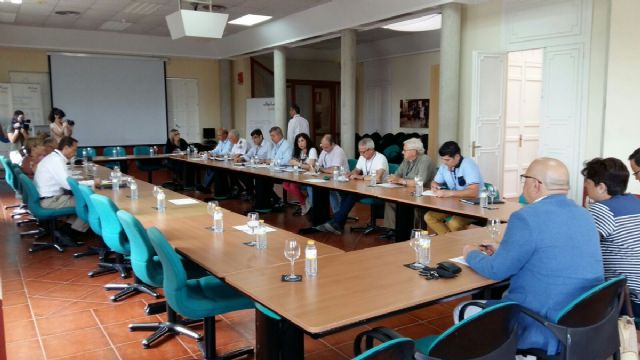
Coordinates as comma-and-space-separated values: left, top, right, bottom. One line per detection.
8, 110, 30, 164
49, 107, 73, 146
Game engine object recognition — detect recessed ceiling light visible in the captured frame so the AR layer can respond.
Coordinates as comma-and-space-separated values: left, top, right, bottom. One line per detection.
228, 14, 271, 26
100, 20, 131, 31
383, 14, 441, 32
10, 0, 23, 4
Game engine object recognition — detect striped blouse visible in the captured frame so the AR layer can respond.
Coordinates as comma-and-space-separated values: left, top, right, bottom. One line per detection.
589, 194, 640, 304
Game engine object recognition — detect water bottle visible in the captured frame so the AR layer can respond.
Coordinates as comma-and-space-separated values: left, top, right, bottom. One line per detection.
256, 220, 267, 249
112, 147, 117, 158
149, 146, 155, 156
415, 176, 423, 197
305, 240, 318, 277
332, 166, 339, 181
213, 207, 224, 232
153, 146, 159, 155
81, 148, 88, 164
370, 174, 377, 187
130, 180, 138, 200
110, 170, 120, 192
157, 190, 166, 212
479, 188, 488, 208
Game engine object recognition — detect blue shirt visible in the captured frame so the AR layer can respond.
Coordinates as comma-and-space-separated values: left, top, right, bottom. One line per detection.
466, 195, 604, 354
270, 138, 292, 164
243, 139, 272, 161
433, 156, 483, 191
210, 139, 232, 155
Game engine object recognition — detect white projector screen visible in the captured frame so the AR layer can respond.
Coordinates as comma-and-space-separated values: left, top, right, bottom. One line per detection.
49, 53, 167, 147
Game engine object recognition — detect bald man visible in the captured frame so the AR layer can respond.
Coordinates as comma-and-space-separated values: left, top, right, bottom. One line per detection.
460, 158, 604, 355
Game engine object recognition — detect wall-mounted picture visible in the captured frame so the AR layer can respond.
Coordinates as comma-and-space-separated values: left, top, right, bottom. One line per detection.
399, 99, 429, 128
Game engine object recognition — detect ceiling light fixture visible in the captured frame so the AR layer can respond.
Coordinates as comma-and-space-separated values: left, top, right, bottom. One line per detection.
228, 14, 271, 26
10, 0, 23, 4
166, 0, 228, 39
383, 14, 441, 32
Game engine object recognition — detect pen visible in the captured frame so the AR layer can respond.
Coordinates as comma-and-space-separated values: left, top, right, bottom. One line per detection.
460, 199, 474, 205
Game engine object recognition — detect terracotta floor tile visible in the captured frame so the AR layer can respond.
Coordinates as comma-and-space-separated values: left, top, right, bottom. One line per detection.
213, 339, 255, 358
4, 319, 38, 343
35, 309, 99, 337
52, 300, 111, 316
304, 334, 329, 354
93, 299, 151, 325
46, 283, 100, 300
318, 325, 370, 347
225, 312, 255, 340
304, 347, 349, 360
38, 268, 90, 283
78, 287, 117, 303
5, 338, 45, 360
65, 254, 108, 271
23, 279, 63, 296
20, 265, 57, 280
425, 315, 455, 332
407, 303, 453, 321
394, 323, 441, 339
115, 336, 191, 360
3, 303, 32, 323
176, 321, 249, 355
41, 327, 111, 359
366, 313, 420, 330
0, 266, 21, 280
334, 341, 356, 358
28, 255, 76, 269
2, 290, 28, 306
2, 278, 24, 292
51, 347, 119, 360
67, 271, 122, 286
102, 315, 163, 345
28, 297, 70, 318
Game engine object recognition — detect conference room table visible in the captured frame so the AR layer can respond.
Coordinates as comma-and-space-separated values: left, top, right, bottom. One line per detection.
172, 155, 522, 240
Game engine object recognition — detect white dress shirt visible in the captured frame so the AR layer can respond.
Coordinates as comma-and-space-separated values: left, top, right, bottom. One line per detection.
287, 114, 310, 142
34, 149, 71, 197
318, 144, 348, 170
231, 138, 248, 155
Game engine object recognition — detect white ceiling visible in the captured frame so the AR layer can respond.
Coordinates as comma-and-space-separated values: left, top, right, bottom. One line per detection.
0, 0, 331, 37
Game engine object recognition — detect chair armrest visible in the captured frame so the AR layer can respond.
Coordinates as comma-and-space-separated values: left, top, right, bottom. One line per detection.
457, 301, 489, 323
353, 326, 405, 356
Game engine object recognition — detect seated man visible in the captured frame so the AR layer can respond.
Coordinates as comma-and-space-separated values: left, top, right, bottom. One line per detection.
254, 126, 292, 212
197, 128, 232, 193
381, 138, 436, 240
425, 141, 483, 234
235, 129, 272, 200
460, 157, 604, 355
204, 129, 247, 198
629, 147, 640, 183
315, 137, 388, 234
34, 136, 89, 245
317, 134, 349, 213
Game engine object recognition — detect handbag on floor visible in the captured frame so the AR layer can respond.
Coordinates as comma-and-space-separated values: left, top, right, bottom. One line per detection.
619, 287, 639, 360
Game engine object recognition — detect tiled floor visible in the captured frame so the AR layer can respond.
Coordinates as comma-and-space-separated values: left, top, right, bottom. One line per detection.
0, 169, 462, 360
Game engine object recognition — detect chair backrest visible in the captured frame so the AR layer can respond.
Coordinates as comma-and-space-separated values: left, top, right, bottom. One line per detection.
556, 277, 625, 326
116, 210, 163, 287
103, 146, 126, 157
17, 174, 56, 219
67, 177, 88, 223
427, 302, 519, 360
147, 227, 189, 312
0, 156, 17, 192
78, 185, 101, 236
133, 146, 151, 156
388, 163, 399, 175
383, 144, 402, 164
348, 158, 358, 172
11, 164, 25, 198
89, 194, 129, 255
76, 147, 97, 158
484, 182, 501, 200
353, 338, 415, 360
518, 193, 528, 205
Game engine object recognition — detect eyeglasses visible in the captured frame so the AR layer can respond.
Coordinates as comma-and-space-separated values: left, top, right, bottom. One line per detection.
520, 174, 542, 184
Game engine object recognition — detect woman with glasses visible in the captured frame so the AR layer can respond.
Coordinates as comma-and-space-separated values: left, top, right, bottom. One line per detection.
582, 157, 640, 316
283, 133, 317, 215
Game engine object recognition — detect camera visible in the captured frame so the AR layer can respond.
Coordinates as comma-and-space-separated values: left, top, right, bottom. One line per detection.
65, 119, 75, 126
11, 118, 31, 131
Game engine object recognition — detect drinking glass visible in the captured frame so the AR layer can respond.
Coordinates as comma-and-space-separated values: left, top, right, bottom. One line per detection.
283, 240, 300, 281
314, 162, 320, 174
207, 201, 219, 230
487, 186, 498, 206
247, 212, 259, 234
408, 229, 424, 269
152, 186, 161, 199
486, 218, 501, 243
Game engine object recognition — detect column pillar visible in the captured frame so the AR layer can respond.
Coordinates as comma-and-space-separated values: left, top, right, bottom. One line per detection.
340, 29, 357, 159
218, 59, 233, 130
438, 3, 462, 144
273, 47, 288, 133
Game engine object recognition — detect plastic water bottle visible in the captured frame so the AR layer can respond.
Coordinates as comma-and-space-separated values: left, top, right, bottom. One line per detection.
256, 220, 267, 249
305, 240, 318, 277
370, 174, 377, 187
157, 190, 166, 213
81, 148, 88, 164
130, 180, 138, 200
149, 146, 155, 156
213, 207, 224, 232
479, 188, 488, 208
415, 177, 423, 197
112, 147, 118, 157
332, 167, 339, 181
110, 170, 120, 192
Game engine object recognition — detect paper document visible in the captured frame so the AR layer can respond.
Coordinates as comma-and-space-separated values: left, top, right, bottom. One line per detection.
422, 190, 436, 196
305, 179, 329, 183
79, 180, 95, 187
234, 225, 277, 234
253, 164, 270, 168
168, 198, 200, 205
377, 183, 403, 188
449, 256, 469, 266
303, 171, 318, 176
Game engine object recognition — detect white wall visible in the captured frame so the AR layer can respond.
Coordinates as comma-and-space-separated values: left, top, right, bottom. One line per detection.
603, 0, 640, 194
253, 55, 341, 82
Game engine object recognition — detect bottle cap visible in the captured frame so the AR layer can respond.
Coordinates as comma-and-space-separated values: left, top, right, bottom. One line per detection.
215, 206, 221, 210
307, 240, 315, 245
259, 220, 265, 223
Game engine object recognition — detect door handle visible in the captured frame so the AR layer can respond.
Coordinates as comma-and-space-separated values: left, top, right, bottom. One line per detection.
472, 141, 482, 157
519, 134, 523, 148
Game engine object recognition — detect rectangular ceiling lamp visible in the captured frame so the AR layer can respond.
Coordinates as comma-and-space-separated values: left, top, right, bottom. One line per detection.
166, 10, 228, 39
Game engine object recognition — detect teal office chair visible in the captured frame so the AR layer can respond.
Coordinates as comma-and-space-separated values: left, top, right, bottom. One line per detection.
117, 210, 209, 348
518, 277, 625, 360
90, 194, 160, 301
351, 163, 399, 234
8, 163, 38, 228
1, 156, 25, 211
147, 227, 254, 360
102, 146, 126, 170
18, 174, 77, 253
75, 147, 97, 159
133, 146, 163, 183
67, 178, 105, 259
353, 328, 414, 360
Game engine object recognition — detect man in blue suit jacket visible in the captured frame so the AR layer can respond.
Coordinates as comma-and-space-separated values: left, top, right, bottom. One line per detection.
462, 158, 604, 355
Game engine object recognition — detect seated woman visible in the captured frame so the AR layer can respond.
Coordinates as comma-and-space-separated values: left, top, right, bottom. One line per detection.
164, 129, 189, 187
283, 133, 317, 215
582, 157, 640, 316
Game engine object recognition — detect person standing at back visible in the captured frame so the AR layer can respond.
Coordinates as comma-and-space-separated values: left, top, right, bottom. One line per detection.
287, 104, 309, 142
48, 107, 73, 146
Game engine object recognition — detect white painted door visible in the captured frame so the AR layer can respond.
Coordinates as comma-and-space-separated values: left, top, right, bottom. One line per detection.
502, 49, 543, 198
167, 78, 200, 143
470, 52, 507, 191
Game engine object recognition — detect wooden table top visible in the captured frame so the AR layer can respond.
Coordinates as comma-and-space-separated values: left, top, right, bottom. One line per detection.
92, 154, 172, 162
224, 233, 498, 336
175, 157, 522, 222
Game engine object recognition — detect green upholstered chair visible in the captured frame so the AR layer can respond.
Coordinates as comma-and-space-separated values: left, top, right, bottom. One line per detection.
18, 174, 76, 253
67, 177, 106, 260
76, 147, 97, 159
147, 226, 254, 360
1, 156, 24, 210
354, 337, 415, 360
351, 163, 399, 234
133, 146, 163, 183
90, 194, 160, 301
102, 146, 126, 170
518, 277, 625, 360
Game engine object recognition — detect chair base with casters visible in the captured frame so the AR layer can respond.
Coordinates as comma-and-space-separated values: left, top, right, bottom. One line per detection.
350, 199, 385, 235
89, 252, 129, 278
104, 276, 161, 302
144, 301, 168, 316
129, 304, 202, 348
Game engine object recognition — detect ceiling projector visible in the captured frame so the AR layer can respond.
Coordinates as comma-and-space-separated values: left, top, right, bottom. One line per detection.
166, 10, 229, 39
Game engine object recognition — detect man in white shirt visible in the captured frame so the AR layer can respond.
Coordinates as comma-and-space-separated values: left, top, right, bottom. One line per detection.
287, 104, 310, 142
200, 129, 247, 197
317, 134, 349, 213
34, 136, 88, 244
315, 138, 388, 234
228, 129, 248, 160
